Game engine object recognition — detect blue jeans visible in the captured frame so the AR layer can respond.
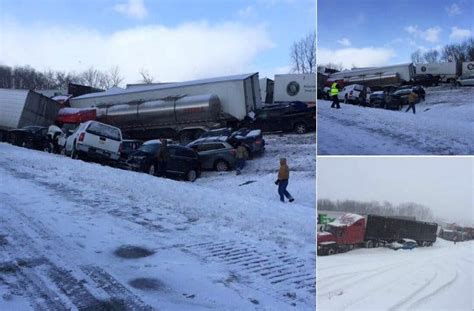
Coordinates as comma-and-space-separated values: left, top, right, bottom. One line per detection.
236, 159, 245, 170
278, 180, 293, 202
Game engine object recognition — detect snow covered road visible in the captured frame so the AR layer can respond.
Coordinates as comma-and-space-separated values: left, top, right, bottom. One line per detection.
317, 86, 474, 155
317, 239, 474, 311
0, 134, 316, 310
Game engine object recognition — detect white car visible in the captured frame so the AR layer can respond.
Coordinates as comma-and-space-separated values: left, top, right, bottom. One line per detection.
456, 75, 474, 86
63, 121, 122, 161
338, 84, 371, 104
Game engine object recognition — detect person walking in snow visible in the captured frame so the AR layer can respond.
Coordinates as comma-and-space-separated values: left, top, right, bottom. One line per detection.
275, 158, 294, 203
330, 82, 340, 109
453, 235, 457, 245
405, 90, 418, 114
235, 143, 249, 175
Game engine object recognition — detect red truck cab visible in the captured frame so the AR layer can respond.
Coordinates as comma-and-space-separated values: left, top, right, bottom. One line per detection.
317, 213, 366, 255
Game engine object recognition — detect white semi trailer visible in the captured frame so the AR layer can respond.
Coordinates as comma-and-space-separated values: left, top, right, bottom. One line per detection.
462, 61, 474, 75
0, 89, 60, 130
273, 74, 316, 106
416, 62, 460, 83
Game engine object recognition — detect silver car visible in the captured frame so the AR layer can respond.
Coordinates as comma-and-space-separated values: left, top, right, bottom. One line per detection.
187, 138, 236, 171
456, 74, 474, 86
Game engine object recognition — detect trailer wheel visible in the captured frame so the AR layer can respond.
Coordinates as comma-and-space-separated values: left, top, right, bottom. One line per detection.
327, 248, 336, 255
366, 241, 373, 248
374, 241, 379, 248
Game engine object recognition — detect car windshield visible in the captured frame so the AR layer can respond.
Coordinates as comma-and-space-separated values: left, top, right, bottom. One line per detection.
393, 89, 411, 96
201, 129, 230, 138
138, 143, 160, 154
324, 224, 342, 236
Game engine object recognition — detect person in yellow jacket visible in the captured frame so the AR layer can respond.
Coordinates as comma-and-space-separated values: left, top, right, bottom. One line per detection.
275, 158, 294, 203
330, 82, 340, 109
405, 91, 418, 114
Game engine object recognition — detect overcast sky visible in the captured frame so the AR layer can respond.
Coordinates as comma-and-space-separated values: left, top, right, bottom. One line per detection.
0, 0, 314, 84
318, 0, 473, 69
317, 157, 474, 225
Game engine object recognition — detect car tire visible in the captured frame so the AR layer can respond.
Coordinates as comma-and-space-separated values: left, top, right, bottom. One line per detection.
215, 160, 230, 172
148, 164, 156, 176
294, 123, 307, 134
71, 142, 80, 160
186, 169, 198, 182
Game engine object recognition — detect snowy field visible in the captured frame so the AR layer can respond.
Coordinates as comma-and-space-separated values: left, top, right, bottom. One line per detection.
317, 239, 474, 311
317, 85, 474, 155
0, 133, 316, 310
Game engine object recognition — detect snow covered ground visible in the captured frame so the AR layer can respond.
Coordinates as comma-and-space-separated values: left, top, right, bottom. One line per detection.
0, 133, 316, 310
317, 86, 474, 155
317, 239, 474, 311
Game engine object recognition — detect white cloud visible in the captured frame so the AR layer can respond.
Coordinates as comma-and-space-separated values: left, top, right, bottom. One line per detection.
318, 47, 395, 69
114, 0, 148, 20
446, 3, 461, 16
0, 20, 274, 83
337, 38, 351, 47
449, 26, 471, 41
405, 25, 441, 43
237, 5, 257, 19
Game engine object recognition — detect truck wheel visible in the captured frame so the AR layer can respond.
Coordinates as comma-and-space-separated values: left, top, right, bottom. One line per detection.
294, 123, 307, 134
214, 160, 230, 172
374, 241, 379, 248
327, 248, 336, 255
366, 241, 373, 248
186, 169, 197, 182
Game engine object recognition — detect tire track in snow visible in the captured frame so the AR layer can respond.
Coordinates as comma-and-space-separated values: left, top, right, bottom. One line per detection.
0, 192, 154, 311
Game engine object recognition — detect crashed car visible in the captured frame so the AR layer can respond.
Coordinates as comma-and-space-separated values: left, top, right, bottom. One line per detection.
388, 239, 418, 250
7, 126, 49, 150
244, 104, 315, 134
198, 127, 265, 158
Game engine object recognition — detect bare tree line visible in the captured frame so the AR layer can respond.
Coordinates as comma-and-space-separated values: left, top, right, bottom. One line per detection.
318, 199, 435, 222
411, 37, 474, 64
290, 31, 316, 74
0, 65, 125, 90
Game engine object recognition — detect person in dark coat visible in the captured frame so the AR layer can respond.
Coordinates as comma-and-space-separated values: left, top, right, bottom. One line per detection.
275, 158, 294, 203
235, 143, 249, 175
453, 235, 457, 245
405, 91, 418, 114
359, 86, 367, 108
156, 139, 170, 177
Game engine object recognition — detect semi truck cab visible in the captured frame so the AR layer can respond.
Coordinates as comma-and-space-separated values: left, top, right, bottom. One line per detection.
317, 213, 366, 255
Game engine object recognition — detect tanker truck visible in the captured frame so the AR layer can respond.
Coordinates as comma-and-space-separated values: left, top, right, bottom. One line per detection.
57, 94, 227, 143
317, 213, 438, 255
68, 73, 261, 143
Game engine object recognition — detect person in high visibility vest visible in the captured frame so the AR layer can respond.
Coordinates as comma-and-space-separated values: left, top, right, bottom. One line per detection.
330, 82, 340, 109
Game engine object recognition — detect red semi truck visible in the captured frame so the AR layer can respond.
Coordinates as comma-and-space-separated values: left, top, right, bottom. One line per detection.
317, 213, 438, 256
